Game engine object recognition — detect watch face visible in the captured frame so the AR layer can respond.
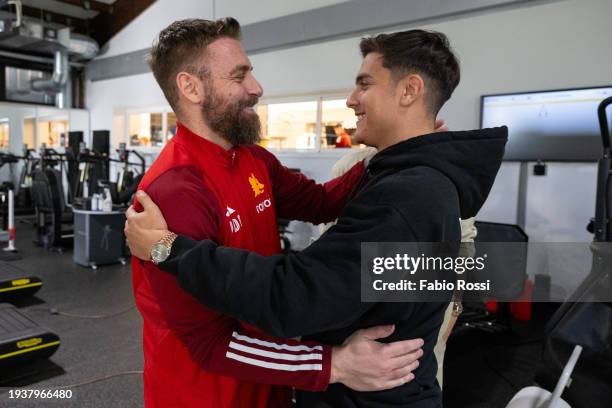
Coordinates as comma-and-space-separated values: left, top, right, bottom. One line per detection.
151, 243, 170, 263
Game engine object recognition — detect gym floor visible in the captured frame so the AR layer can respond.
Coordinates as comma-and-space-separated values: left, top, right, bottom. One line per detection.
0, 219, 143, 407
0, 217, 553, 408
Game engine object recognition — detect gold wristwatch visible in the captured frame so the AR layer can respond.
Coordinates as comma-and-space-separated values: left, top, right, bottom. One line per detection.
150, 232, 178, 265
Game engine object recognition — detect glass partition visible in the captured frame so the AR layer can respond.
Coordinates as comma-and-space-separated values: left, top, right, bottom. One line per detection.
260, 101, 318, 149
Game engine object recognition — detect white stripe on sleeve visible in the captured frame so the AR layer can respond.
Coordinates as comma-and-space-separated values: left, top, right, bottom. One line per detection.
231, 331, 323, 352
226, 352, 323, 371
228, 341, 322, 361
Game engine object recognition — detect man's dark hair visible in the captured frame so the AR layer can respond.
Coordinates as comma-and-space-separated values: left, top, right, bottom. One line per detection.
148, 18, 241, 113
360, 30, 460, 116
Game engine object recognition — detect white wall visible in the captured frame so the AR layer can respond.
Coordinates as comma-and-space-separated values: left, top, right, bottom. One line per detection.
87, 73, 165, 134
99, 0, 349, 58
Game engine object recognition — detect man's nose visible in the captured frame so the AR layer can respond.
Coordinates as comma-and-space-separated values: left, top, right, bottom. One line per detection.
247, 75, 263, 98
346, 88, 358, 109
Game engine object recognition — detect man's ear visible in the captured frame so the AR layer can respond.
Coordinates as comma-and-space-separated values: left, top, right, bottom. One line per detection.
398, 74, 425, 108
176, 72, 204, 105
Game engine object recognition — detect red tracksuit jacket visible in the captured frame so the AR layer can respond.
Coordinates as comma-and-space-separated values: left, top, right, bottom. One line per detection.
132, 123, 363, 407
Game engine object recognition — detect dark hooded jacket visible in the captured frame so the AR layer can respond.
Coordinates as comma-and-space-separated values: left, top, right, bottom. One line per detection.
160, 127, 508, 407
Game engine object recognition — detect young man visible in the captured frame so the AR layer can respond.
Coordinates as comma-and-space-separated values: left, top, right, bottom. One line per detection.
128, 29, 508, 406
132, 18, 425, 408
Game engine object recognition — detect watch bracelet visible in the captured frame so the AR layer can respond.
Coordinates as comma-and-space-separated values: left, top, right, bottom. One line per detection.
161, 232, 178, 249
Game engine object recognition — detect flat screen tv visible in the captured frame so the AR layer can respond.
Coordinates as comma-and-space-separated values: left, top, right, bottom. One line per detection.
480, 85, 612, 161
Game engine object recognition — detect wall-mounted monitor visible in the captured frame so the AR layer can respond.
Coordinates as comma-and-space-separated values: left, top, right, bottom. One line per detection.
481, 86, 612, 161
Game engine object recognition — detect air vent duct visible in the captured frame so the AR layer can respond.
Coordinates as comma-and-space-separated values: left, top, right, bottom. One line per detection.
30, 50, 68, 108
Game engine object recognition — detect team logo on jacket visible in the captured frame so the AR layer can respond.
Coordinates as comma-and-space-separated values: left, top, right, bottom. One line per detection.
226, 206, 242, 233
249, 173, 265, 197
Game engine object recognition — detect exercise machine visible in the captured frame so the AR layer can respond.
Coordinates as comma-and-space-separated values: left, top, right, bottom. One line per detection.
0, 148, 36, 219
73, 142, 145, 209
0, 261, 42, 302
30, 144, 74, 251
533, 96, 612, 408
454, 221, 529, 333
111, 142, 145, 206
0, 304, 60, 371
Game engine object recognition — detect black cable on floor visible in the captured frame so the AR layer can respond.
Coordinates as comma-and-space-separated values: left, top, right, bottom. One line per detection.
54, 370, 144, 389
28, 305, 137, 319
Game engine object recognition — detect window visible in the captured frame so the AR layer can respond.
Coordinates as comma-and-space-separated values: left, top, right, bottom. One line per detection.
128, 112, 163, 147
320, 99, 356, 149
257, 95, 359, 151
115, 109, 178, 150
166, 112, 177, 141
259, 101, 318, 149
0, 120, 8, 149
112, 112, 125, 149
37, 117, 69, 147
23, 117, 35, 149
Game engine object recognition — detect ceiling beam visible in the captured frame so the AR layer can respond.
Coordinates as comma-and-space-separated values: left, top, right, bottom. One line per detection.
90, 0, 155, 47
53, 0, 112, 14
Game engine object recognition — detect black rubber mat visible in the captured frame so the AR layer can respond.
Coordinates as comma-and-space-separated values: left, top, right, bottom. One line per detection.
0, 304, 60, 371
0, 262, 42, 301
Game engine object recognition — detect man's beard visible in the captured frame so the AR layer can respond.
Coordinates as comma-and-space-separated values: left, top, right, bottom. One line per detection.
201, 84, 261, 146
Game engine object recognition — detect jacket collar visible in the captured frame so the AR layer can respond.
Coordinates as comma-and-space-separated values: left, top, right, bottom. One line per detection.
172, 122, 239, 168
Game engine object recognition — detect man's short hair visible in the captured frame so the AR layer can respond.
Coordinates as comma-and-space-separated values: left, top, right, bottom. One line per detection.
359, 30, 460, 116
148, 18, 241, 112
